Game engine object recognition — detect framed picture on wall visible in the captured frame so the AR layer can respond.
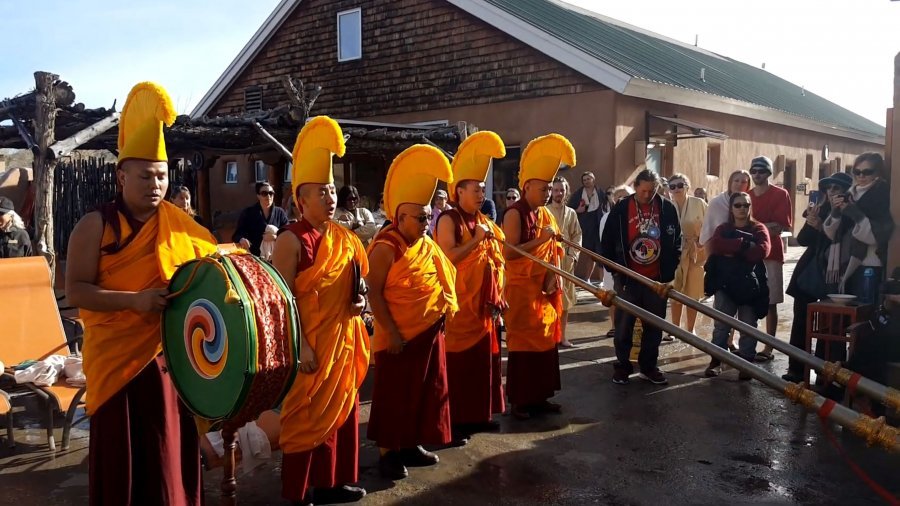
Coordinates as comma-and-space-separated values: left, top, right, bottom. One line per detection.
225, 161, 238, 184
254, 160, 268, 183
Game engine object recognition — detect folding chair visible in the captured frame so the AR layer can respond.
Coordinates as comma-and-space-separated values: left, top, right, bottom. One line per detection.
0, 257, 87, 451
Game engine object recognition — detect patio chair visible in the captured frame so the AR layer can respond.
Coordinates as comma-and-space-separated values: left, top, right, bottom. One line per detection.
0, 256, 86, 451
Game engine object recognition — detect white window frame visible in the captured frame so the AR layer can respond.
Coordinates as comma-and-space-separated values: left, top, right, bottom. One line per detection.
337, 8, 362, 62
284, 162, 293, 183
254, 160, 268, 183
225, 161, 238, 184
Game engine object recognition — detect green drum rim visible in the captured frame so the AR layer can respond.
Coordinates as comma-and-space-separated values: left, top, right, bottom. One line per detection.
256, 259, 302, 406
162, 257, 255, 420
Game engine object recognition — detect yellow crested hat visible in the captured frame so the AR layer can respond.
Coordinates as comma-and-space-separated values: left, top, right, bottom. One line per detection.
383, 145, 453, 221
117, 82, 176, 164
449, 131, 506, 201
291, 116, 346, 195
518, 133, 576, 189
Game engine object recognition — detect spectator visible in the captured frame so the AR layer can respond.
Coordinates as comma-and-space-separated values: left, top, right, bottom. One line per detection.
480, 197, 497, 222
748, 157, 791, 362
704, 192, 771, 378
372, 193, 388, 228
781, 172, 852, 382
694, 187, 708, 203
667, 173, 708, 339
428, 189, 451, 234
601, 169, 681, 386
568, 171, 606, 283
169, 185, 204, 225
822, 152, 894, 304
334, 185, 377, 244
0, 197, 32, 258
547, 176, 582, 348
599, 185, 633, 338
232, 181, 289, 256
658, 177, 671, 200
700, 170, 751, 247
504, 188, 520, 207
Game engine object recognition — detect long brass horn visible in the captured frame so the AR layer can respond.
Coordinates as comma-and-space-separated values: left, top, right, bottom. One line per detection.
556, 235, 900, 414
501, 239, 900, 452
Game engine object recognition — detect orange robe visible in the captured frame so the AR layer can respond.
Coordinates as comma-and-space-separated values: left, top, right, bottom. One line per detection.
279, 220, 370, 452
366, 227, 458, 449
503, 200, 564, 407
81, 199, 216, 506
435, 208, 506, 424
81, 200, 217, 413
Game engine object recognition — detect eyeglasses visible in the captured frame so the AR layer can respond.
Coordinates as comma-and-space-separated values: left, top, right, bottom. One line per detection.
258, 191, 275, 196
852, 168, 876, 177
506, 195, 517, 200
748, 168, 770, 175
668, 182, 686, 190
405, 213, 431, 224
732, 203, 751, 209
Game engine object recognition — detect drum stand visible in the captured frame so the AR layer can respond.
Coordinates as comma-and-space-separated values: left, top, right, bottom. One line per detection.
220, 425, 238, 506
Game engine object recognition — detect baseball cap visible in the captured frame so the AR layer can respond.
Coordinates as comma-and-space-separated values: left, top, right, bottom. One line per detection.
0, 196, 14, 214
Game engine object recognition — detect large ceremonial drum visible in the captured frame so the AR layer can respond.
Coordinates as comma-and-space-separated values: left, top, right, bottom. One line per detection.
162, 253, 301, 424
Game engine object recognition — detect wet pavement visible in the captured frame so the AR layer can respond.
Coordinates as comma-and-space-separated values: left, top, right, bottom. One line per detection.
2, 249, 899, 505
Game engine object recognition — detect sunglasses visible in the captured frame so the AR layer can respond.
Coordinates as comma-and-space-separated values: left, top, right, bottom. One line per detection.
506, 195, 517, 200
732, 203, 751, 209
852, 168, 876, 177
668, 182, 686, 190
258, 191, 275, 196
748, 168, 770, 175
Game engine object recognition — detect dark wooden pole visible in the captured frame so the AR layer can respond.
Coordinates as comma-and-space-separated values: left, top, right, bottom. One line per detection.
220, 427, 238, 506
32, 71, 60, 283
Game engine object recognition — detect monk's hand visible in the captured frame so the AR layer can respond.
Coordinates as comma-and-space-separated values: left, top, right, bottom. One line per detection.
387, 331, 405, 354
131, 288, 169, 313
349, 294, 366, 315
299, 343, 318, 374
539, 226, 555, 243
474, 224, 491, 242
542, 270, 559, 295
238, 238, 251, 249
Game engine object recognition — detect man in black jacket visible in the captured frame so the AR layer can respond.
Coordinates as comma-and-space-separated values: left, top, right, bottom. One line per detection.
232, 181, 289, 256
601, 169, 681, 385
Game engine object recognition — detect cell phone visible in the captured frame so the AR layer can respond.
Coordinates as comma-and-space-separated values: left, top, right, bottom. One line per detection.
808, 190, 820, 208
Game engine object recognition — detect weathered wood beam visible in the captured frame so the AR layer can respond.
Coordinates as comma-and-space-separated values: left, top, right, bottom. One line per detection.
49, 112, 120, 159
251, 121, 293, 160
8, 115, 37, 152
0, 82, 76, 117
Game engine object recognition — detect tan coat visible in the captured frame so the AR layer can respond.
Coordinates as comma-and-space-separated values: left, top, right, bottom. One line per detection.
548, 203, 582, 310
673, 196, 708, 299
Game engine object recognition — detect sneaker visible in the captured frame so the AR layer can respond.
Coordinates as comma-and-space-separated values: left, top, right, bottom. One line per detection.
704, 358, 721, 378
399, 445, 439, 467
312, 485, 367, 504
662, 334, 676, 342
639, 369, 668, 385
612, 369, 630, 385
378, 451, 408, 480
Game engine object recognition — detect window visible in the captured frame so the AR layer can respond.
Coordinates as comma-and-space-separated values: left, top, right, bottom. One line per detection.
284, 162, 293, 183
225, 161, 238, 184
337, 8, 362, 62
805, 154, 814, 179
254, 160, 268, 183
706, 144, 722, 176
244, 86, 263, 112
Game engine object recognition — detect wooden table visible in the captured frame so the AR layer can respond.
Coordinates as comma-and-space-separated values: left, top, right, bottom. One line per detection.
805, 301, 873, 385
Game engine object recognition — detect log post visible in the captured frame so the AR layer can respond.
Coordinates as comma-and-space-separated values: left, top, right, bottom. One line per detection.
220, 427, 238, 506
32, 71, 60, 283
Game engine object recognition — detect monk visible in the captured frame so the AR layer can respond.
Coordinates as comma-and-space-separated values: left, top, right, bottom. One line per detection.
272, 117, 370, 505
501, 134, 575, 421
66, 82, 216, 505
366, 145, 458, 481
434, 131, 506, 442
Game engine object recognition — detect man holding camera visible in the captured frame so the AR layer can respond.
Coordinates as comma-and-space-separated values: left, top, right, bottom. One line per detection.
748, 156, 792, 362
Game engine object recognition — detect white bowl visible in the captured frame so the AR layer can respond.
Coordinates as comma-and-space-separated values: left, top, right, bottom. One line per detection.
827, 294, 857, 305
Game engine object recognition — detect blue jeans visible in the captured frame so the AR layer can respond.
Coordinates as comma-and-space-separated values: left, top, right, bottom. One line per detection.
712, 290, 759, 359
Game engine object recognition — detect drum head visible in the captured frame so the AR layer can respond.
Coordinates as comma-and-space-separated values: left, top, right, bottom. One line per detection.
163, 258, 254, 420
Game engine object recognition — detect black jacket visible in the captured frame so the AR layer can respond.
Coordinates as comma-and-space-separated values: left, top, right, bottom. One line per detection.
568, 187, 606, 250
785, 204, 832, 299
232, 203, 289, 255
0, 227, 33, 258
601, 194, 681, 283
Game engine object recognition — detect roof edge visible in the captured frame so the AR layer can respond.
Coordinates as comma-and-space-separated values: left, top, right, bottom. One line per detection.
623, 79, 885, 145
447, 0, 632, 93
190, 0, 303, 118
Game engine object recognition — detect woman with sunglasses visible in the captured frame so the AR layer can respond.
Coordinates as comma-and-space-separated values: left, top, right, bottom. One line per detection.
232, 181, 289, 255
704, 192, 771, 378
822, 152, 894, 304
335, 185, 378, 245
666, 173, 708, 339
372, 193, 388, 228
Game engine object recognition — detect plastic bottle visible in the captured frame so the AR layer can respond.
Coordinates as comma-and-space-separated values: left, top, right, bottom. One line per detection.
861, 267, 876, 305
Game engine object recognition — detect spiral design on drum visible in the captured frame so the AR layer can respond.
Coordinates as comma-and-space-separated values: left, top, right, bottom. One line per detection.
183, 299, 228, 379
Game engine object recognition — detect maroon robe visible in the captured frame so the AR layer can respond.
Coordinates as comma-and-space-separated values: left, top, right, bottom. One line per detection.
89, 356, 202, 506
445, 325, 505, 425
367, 319, 452, 449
